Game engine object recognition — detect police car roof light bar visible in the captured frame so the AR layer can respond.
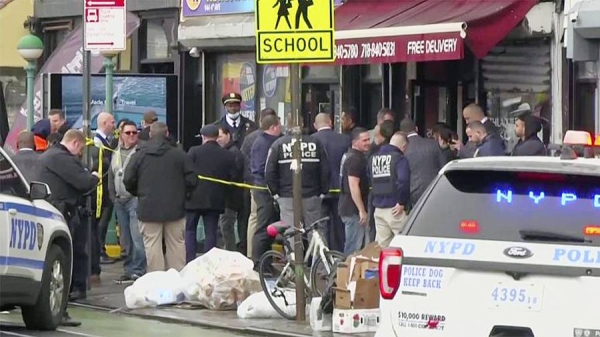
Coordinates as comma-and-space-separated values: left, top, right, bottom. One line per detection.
563, 130, 592, 146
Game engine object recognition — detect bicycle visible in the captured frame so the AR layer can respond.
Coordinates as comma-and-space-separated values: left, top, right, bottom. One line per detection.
258, 216, 345, 320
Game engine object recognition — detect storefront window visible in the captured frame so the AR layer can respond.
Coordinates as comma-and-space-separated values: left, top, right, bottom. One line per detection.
214, 53, 257, 121
0, 68, 26, 128
257, 64, 290, 127
145, 19, 170, 60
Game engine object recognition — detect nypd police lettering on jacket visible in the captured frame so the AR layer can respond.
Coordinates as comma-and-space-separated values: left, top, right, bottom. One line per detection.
370, 151, 399, 196
265, 135, 330, 198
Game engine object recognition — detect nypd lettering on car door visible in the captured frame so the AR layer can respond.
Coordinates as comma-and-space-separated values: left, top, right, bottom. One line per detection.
389, 236, 600, 269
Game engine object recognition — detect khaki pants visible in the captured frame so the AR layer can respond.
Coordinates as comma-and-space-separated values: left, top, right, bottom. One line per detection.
374, 207, 408, 248
246, 193, 258, 258
140, 218, 186, 273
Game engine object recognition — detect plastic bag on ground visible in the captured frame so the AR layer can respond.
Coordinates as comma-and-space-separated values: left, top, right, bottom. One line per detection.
124, 269, 185, 309
237, 291, 299, 318
180, 248, 262, 310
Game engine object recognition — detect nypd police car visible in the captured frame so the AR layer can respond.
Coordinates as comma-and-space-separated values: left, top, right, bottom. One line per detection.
0, 147, 72, 330
376, 131, 600, 337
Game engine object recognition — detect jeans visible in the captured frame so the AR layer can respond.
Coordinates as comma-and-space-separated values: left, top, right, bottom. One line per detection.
341, 215, 365, 256
114, 198, 146, 277
251, 190, 280, 263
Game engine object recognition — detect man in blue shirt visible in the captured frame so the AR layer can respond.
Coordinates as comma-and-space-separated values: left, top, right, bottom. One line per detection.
250, 115, 282, 265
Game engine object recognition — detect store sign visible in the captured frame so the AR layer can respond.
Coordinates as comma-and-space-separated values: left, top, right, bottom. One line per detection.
182, 0, 254, 17
334, 32, 464, 66
182, 0, 342, 17
255, 0, 336, 63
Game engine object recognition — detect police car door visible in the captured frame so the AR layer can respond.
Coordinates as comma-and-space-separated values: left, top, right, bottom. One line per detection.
0, 151, 44, 276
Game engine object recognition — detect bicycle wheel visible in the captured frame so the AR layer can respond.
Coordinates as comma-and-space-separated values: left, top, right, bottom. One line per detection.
258, 250, 298, 320
310, 250, 345, 296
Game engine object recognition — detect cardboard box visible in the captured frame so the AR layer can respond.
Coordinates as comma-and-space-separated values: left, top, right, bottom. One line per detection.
332, 308, 380, 334
353, 278, 379, 309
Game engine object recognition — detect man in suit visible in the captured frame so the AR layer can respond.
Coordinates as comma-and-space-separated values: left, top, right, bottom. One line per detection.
400, 118, 447, 207
11, 131, 40, 182
90, 112, 117, 283
213, 92, 258, 149
370, 108, 395, 143
454, 103, 502, 158
185, 125, 236, 260
216, 126, 246, 251
312, 113, 351, 252
341, 107, 359, 135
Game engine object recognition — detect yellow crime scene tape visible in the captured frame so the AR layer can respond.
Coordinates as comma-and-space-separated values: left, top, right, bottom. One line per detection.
85, 138, 341, 194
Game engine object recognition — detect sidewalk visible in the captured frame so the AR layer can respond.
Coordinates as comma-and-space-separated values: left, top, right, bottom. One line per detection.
74, 262, 375, 337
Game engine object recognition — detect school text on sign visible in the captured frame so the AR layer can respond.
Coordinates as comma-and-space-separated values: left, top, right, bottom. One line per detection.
255, 0, 335, 63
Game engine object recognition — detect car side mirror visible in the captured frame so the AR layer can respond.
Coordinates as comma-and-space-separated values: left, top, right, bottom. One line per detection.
30, 181, 51, 200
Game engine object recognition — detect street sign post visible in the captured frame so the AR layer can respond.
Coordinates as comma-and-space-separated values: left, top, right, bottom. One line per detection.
255, 0, 335, 64
84, 0, 127, 51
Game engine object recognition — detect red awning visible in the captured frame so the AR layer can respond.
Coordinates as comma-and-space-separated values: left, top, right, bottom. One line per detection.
334, 0, 538, 65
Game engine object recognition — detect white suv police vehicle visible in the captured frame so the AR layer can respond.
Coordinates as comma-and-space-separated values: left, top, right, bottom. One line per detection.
0, 147, 72, 330
376, 131, 600, 337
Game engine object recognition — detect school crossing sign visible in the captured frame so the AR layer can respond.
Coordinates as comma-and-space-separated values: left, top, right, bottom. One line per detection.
255, 0, 335, 64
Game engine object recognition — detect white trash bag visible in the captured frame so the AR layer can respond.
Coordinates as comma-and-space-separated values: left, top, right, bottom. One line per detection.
124, 269, 185, 309
237, 291, 298, 319
180, 248, 262, 310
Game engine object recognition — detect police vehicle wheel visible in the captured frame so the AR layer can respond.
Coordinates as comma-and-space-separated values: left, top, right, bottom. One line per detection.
22, 245, 68, 330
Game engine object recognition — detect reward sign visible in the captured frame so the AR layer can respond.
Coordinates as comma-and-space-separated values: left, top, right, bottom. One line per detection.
255, 0, 335, 63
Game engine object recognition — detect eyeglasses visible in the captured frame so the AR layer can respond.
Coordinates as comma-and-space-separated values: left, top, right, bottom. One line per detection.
124, 131, 138, 136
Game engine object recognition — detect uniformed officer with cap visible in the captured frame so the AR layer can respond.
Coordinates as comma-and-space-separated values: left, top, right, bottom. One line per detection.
213, 92, 258, 148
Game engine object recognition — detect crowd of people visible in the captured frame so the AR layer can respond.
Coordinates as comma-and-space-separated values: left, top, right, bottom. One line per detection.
8, 91, 547, 325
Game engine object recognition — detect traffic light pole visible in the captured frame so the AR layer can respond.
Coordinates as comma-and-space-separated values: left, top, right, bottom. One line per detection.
290, 63, 306, 321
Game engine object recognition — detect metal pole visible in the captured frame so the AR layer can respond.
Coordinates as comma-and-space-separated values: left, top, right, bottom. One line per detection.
25, 61, 36, 130
290, 63, 305, 321
104, 55, 115, 114
82, 49, 93, 291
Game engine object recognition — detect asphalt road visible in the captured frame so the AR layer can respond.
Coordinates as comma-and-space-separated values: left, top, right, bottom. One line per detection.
0, 307, 256, 337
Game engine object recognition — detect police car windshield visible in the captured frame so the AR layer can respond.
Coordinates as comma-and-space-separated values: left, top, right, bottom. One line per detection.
408, 170, 600, 246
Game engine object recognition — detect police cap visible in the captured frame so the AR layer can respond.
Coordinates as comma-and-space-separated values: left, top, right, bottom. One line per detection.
222, 92, 242, 105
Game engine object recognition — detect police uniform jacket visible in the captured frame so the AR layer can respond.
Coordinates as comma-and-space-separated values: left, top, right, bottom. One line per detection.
369, 144, 410, 209
265, 135, 330, 198
311, 128, 351, 197
38, 144, 99, 208
185, 140, 236, 213
213, 115, 258, 149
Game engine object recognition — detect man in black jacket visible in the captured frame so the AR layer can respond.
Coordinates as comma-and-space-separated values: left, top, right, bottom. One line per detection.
38, 130, 99, 315
311, 113, 350, 252
185, 125, 236, 261
265, 132, 330, 245
216, 126, 246, 251
11, 131, 40, 182
511, 112, 546, 156
455, 103, 503, 158
124, 122, 197, 272
213, 92, 258, 148
400, 118, 447, 207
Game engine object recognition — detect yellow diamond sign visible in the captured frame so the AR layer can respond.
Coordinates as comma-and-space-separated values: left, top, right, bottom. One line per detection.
255, 0, 335, 64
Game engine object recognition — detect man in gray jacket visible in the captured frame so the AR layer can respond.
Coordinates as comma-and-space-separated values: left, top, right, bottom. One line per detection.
109, 121, 146, 283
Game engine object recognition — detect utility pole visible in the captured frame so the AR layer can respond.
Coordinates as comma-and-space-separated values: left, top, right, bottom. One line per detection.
82, 48, 93, 291
290, 63, 305, 321
102, 53, 116, 114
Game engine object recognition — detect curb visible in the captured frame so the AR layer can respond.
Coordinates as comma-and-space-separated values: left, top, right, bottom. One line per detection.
69, 302, 312, 337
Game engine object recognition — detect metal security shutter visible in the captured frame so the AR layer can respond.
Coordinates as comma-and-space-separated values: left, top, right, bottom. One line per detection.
481, 39, 551, 145
482, 40, 551, 93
